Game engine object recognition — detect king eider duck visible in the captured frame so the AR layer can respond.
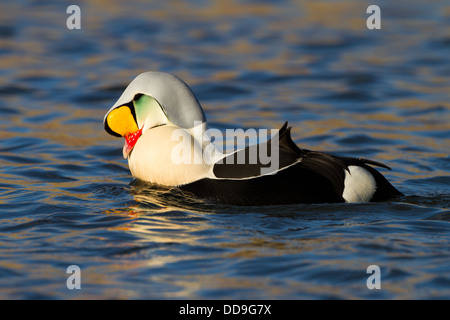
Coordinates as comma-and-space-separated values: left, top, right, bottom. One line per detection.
104, 71, 403, 206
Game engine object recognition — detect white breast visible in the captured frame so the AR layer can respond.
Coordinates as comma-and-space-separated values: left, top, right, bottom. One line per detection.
128, 126, 214, 186
342, 165, 377, 203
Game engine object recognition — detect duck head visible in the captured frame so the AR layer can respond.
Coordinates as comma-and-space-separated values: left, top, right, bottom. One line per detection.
103, 71, 207, 159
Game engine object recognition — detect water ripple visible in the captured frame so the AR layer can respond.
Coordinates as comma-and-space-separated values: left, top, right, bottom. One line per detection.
0, 0, 449, 300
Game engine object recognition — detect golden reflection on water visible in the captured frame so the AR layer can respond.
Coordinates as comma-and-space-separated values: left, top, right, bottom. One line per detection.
101, 197, 430, 299
0, 0, 446, 192
0, 0, 449, 299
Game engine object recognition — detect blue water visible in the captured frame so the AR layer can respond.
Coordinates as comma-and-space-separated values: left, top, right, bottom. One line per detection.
0, 0, 449, 299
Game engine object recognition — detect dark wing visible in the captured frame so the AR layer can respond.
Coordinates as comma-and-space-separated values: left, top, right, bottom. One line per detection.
211, 121, 352, 195
298, 150, 403, 201
180, 161, 345, 205
180, 122, 402, 205
212, 122, 302, 179
182, 122, 346, 205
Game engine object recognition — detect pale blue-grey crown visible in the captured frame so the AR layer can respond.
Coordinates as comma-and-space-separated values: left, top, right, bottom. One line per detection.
104, 71, 206, 131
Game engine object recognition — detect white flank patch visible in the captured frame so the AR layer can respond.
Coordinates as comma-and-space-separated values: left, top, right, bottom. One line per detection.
342, 165, 377, 203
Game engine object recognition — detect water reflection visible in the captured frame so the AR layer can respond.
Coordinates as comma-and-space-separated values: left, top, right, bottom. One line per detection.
101, 183, 449, 299
0, 0, 449, 299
